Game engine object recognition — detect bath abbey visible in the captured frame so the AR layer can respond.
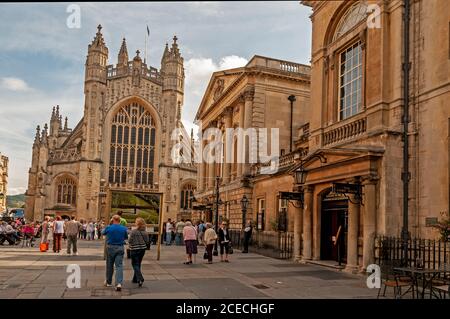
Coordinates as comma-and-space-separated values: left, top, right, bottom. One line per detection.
25, 25, 197, 222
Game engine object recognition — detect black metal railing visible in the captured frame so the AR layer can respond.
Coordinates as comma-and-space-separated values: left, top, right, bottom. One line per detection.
375, 236, 450, 269
228, 229, 293, 259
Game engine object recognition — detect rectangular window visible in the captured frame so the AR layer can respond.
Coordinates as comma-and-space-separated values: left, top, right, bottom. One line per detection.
257, 198, 265, 231
339, 42, 363, 120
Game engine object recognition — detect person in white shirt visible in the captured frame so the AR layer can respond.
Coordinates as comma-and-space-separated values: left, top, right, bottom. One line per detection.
52, 216, 65, 253
165, 218, 173, 245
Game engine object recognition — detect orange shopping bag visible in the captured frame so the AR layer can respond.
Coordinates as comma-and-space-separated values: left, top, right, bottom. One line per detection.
40, 243, 47, 252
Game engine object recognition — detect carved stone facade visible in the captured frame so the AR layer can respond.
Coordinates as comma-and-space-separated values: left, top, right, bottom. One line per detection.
298, 0, 450, 271
194, 55, 311, 230
0, 153, 8, 212
25, 25, 196, 222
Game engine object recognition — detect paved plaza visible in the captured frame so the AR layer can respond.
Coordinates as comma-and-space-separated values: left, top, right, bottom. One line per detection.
0, 240, 379, 299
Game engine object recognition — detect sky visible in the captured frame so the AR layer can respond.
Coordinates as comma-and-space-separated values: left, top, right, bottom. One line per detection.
0, 2, 312, 195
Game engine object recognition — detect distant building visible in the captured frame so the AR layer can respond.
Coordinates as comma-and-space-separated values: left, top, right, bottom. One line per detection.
25, 25, 196, 222
0, 153, 8, 211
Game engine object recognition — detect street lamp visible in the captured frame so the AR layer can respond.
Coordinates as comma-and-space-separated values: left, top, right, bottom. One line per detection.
288, 95, 296, 153
240, 195, 249, 229
294, 166, 307, 185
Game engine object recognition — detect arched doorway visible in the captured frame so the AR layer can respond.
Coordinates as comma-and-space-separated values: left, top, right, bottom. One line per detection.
320, 189, 348, 263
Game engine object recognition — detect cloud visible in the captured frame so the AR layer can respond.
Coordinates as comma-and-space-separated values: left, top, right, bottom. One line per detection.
0, 77, 32, 92
183, 55, 248, 121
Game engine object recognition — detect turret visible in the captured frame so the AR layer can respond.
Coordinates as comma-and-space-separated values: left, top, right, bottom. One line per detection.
85, 24, 108, 84
50, 105, 60, 137
117, 38, 129, 76
161, 35, 185, 97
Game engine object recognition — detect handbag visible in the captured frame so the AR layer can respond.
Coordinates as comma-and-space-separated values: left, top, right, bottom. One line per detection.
139, 230, 151, 250
203, 249, 209, 260
228, 242, 234, 255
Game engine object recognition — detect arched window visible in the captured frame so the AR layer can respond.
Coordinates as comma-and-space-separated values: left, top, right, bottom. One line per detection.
333, 2, 368, 41
180, 184, 196, 209
109, 102, 157, 186
56, 176, 77, 206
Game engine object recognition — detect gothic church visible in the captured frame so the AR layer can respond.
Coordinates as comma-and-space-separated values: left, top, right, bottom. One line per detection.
25, 25, 197, 222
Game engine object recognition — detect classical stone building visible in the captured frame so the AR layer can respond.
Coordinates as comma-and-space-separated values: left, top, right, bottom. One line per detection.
295, 0, 450, 271
25, 25, 196, 222
194, 55, 310, 231
0, 153, 8, 212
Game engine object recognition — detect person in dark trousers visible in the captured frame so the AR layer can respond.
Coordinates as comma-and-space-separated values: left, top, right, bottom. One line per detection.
128, 217, 150, 287
242, 221, 253, 253
218, 221, 231, 262
102, 215, 128, 291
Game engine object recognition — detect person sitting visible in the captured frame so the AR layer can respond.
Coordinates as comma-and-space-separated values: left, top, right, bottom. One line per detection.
0, 221, 16, 245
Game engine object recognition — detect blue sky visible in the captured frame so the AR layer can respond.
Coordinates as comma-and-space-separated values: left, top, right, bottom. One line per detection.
0, 2, 312, 195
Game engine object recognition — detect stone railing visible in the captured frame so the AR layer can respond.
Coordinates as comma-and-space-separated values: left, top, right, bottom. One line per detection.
323, 117, 367, 146
248, 56, 311, 76
49, 147, 81, 162
107, 63, 161, 83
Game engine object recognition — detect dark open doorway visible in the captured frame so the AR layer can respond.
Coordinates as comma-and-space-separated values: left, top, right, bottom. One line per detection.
320, 191, 348, 263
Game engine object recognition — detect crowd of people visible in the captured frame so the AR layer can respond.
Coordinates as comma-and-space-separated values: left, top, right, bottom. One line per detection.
1, 212, 254, 292
0, 218, 40, 246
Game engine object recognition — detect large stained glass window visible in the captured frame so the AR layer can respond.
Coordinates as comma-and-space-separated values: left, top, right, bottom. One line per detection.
109, 103, 156, 187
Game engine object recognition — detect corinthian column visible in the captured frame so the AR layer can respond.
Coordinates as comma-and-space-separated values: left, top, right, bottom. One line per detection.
293, 186, 304, 261
243, 87, 254, 176
222, 107, 233, 184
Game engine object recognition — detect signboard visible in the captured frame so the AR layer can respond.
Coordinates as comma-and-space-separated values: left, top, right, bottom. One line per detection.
279, 191, 304, 202
332, 183, 362, 195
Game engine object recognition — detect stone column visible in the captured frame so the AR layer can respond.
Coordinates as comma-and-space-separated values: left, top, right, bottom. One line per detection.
198, 138, 206, 192
345, 194, 360, 273
237, 99, 245, 178
243, 88, 254, 176
223, 107, 233, 184
302, 185, 314, 261
362, 176, 377, 270
293, 197, 303, 261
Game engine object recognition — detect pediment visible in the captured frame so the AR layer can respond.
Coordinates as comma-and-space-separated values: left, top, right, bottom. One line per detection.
195, 69, 244, 121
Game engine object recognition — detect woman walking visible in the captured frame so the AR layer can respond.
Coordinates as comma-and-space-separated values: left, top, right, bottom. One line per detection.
203, 223, 217, 264
182, 221, 198, 264
218, 221, 231, 262
128, 217, 150, 287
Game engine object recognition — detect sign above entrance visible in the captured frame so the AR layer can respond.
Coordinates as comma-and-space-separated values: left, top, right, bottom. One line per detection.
332, 183, 362, 195
279, 191, 304, 202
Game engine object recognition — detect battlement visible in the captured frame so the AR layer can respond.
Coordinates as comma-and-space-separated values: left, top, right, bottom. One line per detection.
107, 61, 162, 84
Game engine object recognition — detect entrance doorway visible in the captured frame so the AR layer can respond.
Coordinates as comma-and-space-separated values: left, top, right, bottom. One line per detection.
320, 191, 348, 263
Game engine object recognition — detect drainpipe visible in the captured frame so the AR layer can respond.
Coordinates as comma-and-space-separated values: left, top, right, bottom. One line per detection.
401, 0, 411, 266
288, 95, 296, 153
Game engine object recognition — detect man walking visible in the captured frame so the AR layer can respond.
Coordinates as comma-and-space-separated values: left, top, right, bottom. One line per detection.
64, 216, 81, 256
102, 215, 128, 291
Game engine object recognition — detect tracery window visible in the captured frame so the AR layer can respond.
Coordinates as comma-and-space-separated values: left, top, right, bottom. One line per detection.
56, 176, 77, 206
109, 102, 156, 186
333, 2, 368, 41
180, 184, 196, 209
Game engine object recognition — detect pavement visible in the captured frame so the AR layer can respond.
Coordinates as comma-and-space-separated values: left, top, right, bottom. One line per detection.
0, 239, 381, 299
